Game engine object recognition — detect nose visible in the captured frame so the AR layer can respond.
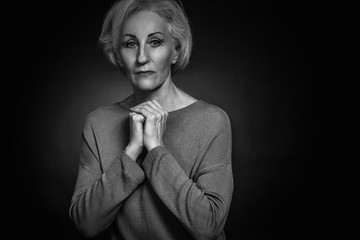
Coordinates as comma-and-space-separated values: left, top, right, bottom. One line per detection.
137, 44, 149, 64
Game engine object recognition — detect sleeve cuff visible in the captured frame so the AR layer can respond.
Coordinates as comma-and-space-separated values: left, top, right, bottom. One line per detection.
142, 146, 169, 169
121, 151, 146, 182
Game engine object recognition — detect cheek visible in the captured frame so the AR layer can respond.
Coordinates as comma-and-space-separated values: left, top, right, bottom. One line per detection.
153, 47, 174, 69
119, 50, 135, 69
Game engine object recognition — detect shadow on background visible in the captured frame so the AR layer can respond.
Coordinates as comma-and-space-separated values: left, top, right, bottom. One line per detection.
10, 0, 317, 239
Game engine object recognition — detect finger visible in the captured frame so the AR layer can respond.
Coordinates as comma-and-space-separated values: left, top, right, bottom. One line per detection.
151, 100, 168, 118
130, 112, 145, 123
147, 102, 167, 138
139, 100, 167, 120
133, 113, 145, 123
133, 101, 153, 109
131, 104, 161, 120
142, 104, 162, 121
133, 101, 158, 112
147, 101, 165, 117
151, 100, 164, 110
131, 106, 157, 121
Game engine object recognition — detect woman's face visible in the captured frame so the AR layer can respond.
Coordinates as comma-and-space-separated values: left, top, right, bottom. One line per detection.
118, 11, 178, 91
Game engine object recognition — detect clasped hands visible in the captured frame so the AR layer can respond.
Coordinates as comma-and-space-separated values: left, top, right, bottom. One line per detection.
125, 100, 168, 161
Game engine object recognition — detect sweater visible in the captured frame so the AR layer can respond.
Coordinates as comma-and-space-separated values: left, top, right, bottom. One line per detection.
69, 100, 233, 240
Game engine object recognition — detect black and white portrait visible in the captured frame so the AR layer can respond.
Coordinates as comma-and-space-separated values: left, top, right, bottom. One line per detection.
8, 0, 315, 239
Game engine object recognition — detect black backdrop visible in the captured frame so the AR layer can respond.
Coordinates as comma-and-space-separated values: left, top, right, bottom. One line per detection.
10, 0, 317, 239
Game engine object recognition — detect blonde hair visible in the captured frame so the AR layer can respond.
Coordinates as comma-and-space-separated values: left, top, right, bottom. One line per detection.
99, 0, 192, 74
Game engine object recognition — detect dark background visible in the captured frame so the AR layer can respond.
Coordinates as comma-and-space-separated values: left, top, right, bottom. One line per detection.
9, 0, 318, 239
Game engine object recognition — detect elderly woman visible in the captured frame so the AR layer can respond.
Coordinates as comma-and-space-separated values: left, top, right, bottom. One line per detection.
69, 0, 233, 239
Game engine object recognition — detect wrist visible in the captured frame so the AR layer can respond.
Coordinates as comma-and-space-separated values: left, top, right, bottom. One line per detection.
145, 141, 162, 152
125, 144, 143, 161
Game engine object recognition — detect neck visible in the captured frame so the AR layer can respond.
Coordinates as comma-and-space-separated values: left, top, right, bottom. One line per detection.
132, 77, 180, 112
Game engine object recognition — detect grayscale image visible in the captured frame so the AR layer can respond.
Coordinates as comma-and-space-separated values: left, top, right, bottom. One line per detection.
9, 0, 316, 239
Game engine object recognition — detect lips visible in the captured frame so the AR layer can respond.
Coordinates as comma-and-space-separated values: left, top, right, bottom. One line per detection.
136, 71, 155, 76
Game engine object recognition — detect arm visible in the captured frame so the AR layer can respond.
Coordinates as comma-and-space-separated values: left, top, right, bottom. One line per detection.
69, 116, 145, 238
142, 119, 233, 240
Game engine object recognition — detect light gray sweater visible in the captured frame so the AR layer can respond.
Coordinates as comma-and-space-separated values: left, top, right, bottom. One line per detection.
69, 100, 233, 240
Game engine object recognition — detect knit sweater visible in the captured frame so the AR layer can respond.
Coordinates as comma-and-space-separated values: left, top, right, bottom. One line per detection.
69, 100, 233, 240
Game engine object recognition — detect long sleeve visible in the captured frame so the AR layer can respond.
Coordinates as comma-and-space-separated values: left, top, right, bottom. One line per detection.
142, 115, 233, 240
69, 116, 145, 238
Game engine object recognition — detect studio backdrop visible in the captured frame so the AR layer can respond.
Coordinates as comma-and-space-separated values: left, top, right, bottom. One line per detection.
11, 0, 315, 239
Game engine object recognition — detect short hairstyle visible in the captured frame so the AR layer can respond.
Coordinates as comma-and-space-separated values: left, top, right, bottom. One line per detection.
99, 0, 192, 74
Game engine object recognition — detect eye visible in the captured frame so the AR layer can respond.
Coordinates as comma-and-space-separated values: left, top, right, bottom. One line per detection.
125, 41, 137, 48
149, 39, 163, 47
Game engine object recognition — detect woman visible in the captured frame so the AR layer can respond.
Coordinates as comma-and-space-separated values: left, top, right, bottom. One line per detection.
69, 0, 233, 239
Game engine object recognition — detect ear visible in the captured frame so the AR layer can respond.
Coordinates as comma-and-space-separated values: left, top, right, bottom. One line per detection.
108, 51, 123, 67
117, 57, 124, 68
172, 48, 180, 64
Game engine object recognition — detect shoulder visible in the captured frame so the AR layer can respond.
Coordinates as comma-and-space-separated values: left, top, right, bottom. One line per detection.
195, 100, 230, 126
187, 100, 231, 134
83, 102, 128, 128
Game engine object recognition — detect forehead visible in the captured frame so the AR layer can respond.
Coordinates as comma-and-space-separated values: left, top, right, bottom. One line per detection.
122, 10, 170, 37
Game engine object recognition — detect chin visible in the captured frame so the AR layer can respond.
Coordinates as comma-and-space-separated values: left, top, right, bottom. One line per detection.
133, 75, 164, 91
137, 83, 158, 91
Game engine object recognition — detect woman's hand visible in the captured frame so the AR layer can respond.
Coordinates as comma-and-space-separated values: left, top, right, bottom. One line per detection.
125, 112, 145, 161
130, 100, 168, 151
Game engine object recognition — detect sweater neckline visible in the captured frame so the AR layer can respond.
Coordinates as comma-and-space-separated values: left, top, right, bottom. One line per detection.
168, 100, 201, 114
118, 100, 202, 115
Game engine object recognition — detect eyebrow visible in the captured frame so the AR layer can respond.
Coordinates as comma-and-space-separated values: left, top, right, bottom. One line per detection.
123, 32, 165, 38
148, 32, 164, 37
